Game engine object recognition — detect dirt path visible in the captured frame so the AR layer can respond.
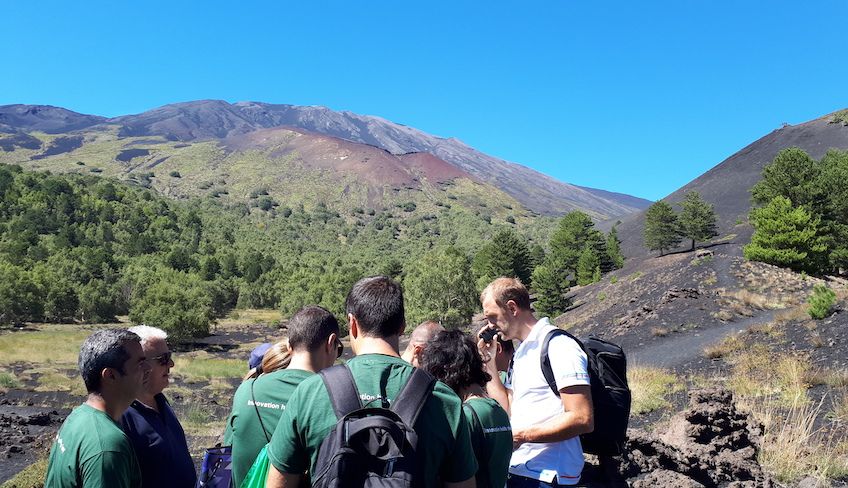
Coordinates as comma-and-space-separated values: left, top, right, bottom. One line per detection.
629, 309, 778, 368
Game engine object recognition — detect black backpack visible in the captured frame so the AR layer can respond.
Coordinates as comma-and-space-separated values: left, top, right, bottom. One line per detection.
312, 364, 436, 488
540, 329, 631, 456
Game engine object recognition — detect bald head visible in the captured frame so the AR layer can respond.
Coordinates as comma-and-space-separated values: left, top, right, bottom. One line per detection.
402, 321, 445, 367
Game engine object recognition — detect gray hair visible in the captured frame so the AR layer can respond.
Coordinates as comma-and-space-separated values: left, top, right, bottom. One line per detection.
79, 329, 141, 394
128, 325, 168, 347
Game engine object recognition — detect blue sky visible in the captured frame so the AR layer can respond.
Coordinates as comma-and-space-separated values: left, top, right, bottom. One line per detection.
2, 1, 846, 201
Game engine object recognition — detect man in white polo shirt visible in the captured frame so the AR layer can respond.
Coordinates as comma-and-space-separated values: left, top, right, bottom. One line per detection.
479, 277, 594, 487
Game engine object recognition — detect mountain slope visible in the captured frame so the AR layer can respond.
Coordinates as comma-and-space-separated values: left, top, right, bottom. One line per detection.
0, 101, 650, 219
613, 111, 848, 258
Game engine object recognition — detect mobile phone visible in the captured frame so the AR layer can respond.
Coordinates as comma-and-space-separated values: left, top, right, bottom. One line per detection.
480, 327, 498, 343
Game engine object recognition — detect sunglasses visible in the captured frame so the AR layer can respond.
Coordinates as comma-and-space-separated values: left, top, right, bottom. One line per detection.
149, 351, 173, 366
336, 338, 344, 359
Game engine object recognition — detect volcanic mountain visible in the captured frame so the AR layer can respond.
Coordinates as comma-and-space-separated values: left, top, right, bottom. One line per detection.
0, 100, 650, 220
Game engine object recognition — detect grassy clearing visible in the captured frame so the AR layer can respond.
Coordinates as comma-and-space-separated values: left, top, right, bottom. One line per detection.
172, 351, 243, 383
215, 308, 282, 330
755, 396, 848, 483
178, 403, 227, 438
32, 367, 87, 397
0, 325, 98, 366
0, 457, 48, 488
628, 366, 684, 415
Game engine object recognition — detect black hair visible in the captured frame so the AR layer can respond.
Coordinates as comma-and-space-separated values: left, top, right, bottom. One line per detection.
287, 305, 340, 351
420, 329, 491, 394
78, 329, 141, 394
345, 276, 405, 337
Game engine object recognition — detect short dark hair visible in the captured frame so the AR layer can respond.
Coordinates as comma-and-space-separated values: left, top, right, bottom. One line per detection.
420, 329, 491, 394
287, 305, 340, 351
345, 276, 405, 337
78, 329, 141, 394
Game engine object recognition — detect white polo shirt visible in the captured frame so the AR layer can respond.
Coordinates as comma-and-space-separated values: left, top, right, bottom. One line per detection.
504, 318, 590, 485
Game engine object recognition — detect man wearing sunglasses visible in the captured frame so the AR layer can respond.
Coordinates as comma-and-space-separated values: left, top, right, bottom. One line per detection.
121, 325, 196, 488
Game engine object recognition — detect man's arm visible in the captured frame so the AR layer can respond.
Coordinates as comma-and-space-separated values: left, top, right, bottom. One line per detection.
478, 337, 512, 415
265, 465, 301, 488
512, 385, 593, 447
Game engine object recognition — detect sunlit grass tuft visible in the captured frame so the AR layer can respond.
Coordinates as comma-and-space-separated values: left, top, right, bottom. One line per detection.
628, 366, 684, 415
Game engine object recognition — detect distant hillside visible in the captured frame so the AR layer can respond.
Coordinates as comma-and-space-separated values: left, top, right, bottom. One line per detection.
613, 110, 848, 258
0, 101, 650, 219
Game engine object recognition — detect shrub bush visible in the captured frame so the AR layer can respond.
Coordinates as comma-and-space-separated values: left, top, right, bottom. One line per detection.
808, 284, 836, 319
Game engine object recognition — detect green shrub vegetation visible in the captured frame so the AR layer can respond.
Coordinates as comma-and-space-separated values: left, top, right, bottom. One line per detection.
0, 164, 558, 337
644, 201, 682, 256
807, 284, 836, 319
747, 148, 848, 274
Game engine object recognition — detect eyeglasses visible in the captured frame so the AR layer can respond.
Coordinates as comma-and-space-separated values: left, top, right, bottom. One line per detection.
336, 338, 344, 359
150, 352, 173, 366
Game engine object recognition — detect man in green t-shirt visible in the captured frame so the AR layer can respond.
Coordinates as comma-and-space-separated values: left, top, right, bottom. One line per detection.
224, 305, 342, 487
45, 329, 152, 487
266, 276, 478, 488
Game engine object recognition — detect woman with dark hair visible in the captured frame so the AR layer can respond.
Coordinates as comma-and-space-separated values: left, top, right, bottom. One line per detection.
420, 329, 512, 488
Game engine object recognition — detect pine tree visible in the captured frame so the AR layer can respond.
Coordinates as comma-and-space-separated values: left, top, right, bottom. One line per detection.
678, 191, 718, 250
531, 263, 572, 317
644, 201, 682, 256
472, 228, 533, 288
576, 246, 601, 286
751, 147, 820, 208
606, 225, 625, 269
743, 196, 827, 273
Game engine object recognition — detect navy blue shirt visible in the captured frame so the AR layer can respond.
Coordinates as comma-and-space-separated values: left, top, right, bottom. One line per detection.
121, 394, 197, 488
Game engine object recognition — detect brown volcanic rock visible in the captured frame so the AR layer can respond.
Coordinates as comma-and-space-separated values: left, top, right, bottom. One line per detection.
621, 388, 774, 487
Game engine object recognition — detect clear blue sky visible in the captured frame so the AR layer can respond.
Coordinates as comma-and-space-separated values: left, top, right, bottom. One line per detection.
2, 1, 846, 201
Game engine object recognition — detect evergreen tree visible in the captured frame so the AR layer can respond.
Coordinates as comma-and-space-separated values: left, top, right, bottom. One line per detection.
743, 196, 827, 273
472, 228, 533, 289
678, 191, 718, 250
576, 246, 601, 286
531, 263, 571, 317
644, 201, 682, 256
751, 147, 820, 208
403, 246, 477, 330
606, 225, 625, 269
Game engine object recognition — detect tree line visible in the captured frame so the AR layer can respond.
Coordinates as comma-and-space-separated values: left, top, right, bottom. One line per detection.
0, 164, 629, 338
642, 191, 718, 256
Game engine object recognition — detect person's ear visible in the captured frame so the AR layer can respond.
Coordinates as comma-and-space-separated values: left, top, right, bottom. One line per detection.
327, 333, 338, 355
506, 300, 519, 316
101, 367, 116, 384
496, 341, 503, 354
348, 314, 359, 339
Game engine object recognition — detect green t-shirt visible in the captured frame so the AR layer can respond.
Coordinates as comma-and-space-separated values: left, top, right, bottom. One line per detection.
225, 368, 314, 488
463, 397, 512, 488
45, 403, 141, 488
267, 354, 478, 487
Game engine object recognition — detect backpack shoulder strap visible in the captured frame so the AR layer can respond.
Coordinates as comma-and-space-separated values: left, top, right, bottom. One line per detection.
390, 368, 436, 426
319, 364, 363, 419
540, 328, 587, 396
250, 376, 272, 442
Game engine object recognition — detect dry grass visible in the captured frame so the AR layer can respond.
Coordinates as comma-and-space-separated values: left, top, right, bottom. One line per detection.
32, 367, 87, 397
728, 347, 810, 407
177, 403, 228, 438
0, 457, 48, 488
703, 334, 745, 359
628, 366, 684, 415
754, 396, 848, 483
650, 327, 669, 337
774, 306, 810, 326
711, 309, 734, 322
0, 370, 20, 389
